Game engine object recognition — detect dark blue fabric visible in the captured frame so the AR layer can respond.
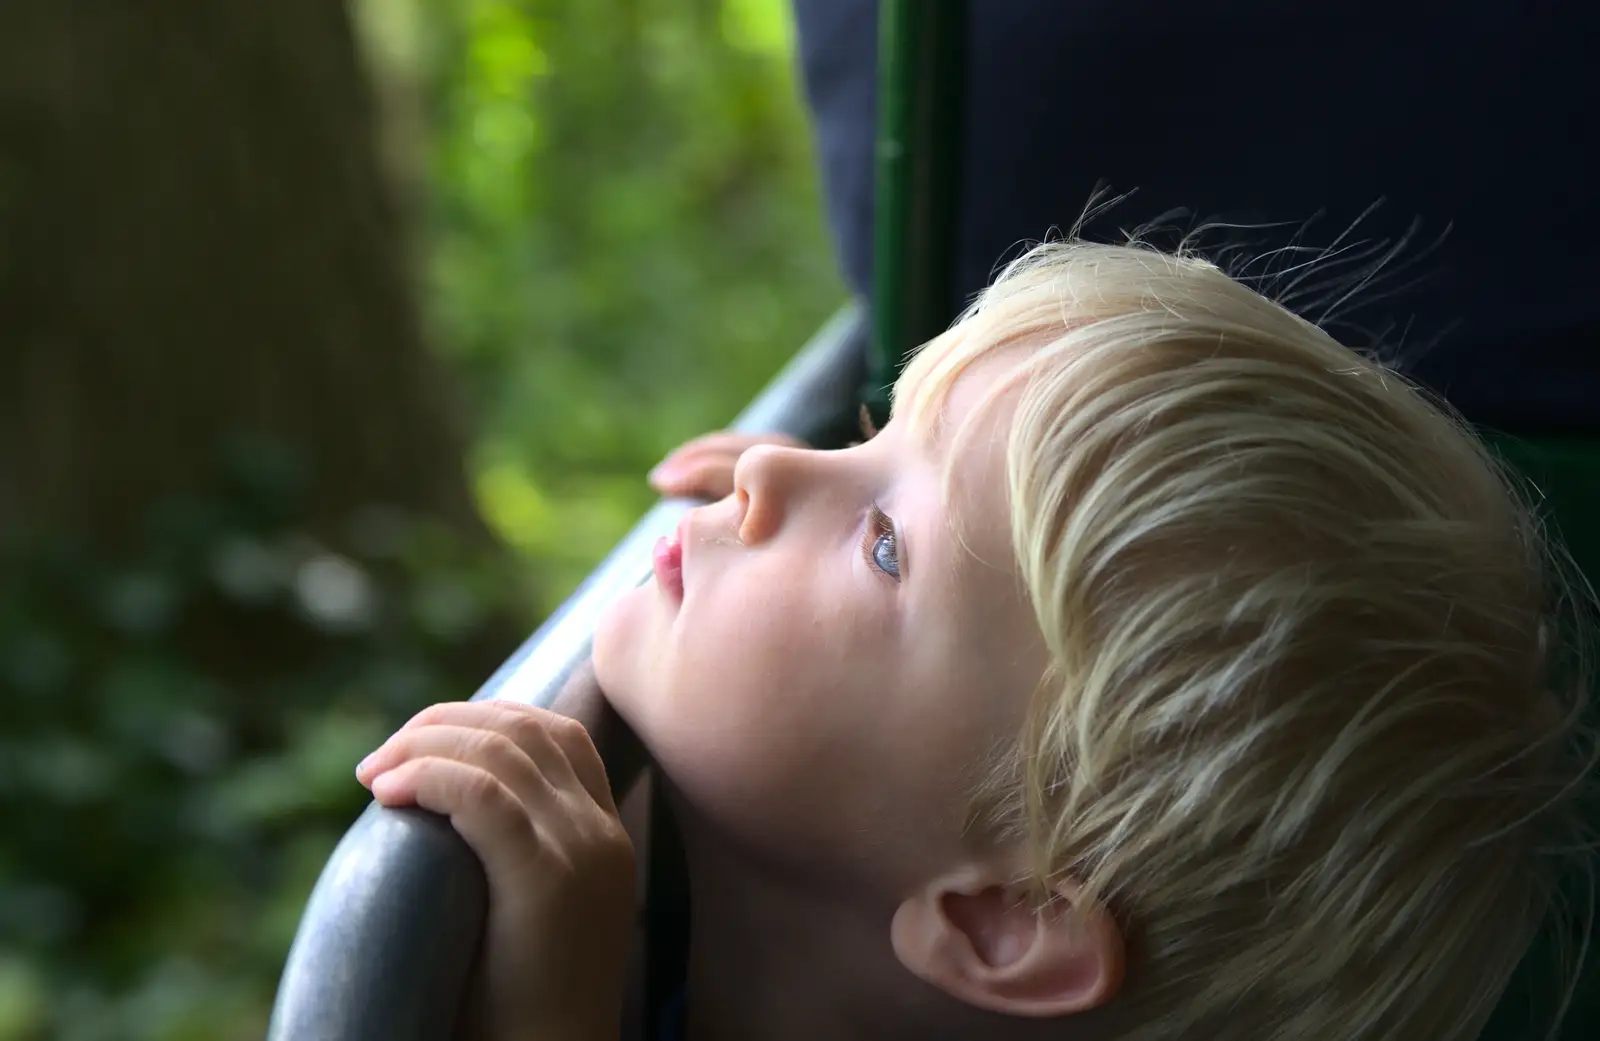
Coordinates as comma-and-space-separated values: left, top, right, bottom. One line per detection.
655, 989, 687, 1041
791, 0, 1600, 434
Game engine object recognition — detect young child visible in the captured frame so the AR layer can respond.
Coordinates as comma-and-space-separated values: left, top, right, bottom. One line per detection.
356, 240, 1593, 1041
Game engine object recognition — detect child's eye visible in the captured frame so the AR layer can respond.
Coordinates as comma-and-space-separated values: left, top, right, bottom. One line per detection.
861, 504, 901, 581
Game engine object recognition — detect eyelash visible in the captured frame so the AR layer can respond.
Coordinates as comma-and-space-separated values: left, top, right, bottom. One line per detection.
861, 503, 902, 582
853, 405, 899, 581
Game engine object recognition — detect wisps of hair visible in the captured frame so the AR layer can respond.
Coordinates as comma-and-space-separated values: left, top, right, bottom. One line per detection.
973, 189, 1457, 371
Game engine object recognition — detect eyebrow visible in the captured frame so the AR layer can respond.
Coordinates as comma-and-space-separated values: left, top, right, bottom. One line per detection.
897, 420, 960, 595
903, 394, 951, 462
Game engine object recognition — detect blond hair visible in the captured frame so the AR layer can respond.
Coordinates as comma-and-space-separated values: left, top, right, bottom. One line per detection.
894, 241, 1595, 1041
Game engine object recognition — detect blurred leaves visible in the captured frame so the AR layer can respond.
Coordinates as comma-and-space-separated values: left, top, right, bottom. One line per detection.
0, 466, 501, 1032
390, 0, 840, 607
2, 0, 837, 1038
0, 455, 520, 1040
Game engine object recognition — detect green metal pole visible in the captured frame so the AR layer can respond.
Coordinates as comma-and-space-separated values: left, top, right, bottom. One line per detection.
866, 0, 967, 426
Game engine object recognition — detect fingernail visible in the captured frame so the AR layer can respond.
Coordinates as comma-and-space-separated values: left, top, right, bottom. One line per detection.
649, 464, 680, 484
356, 753, 377, 779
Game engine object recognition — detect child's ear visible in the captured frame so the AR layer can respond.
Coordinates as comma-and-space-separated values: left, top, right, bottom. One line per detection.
890, 866, 1124, 1018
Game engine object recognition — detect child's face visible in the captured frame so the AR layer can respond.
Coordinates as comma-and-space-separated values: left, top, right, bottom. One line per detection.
596, 351, 1045, 894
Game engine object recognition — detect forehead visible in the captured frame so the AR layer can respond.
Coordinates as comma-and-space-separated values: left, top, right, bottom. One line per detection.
903, 348, 1030, 595
893, 323, 1042, 454
897, 350, 1048, 713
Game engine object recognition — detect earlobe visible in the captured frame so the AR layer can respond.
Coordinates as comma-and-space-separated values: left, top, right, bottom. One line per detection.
891, 870, 1124, 1019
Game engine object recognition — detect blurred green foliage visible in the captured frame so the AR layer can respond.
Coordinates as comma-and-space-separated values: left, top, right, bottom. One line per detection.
0, 1, 839, 1038
0, 461, 516, 1041
389, 0, 841, 602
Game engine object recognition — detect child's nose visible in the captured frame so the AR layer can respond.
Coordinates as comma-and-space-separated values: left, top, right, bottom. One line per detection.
732, 443, 805, 545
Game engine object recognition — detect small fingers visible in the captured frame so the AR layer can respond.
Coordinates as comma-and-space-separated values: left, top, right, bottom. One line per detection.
649, 432, 810, 498
537, 712, 618, 816
649, 437, 733, 482
363, 701, 614, 814
655, 430, 745, 460
649, 454, 740, 500
361, 721, 558, 816
476, 704, 615, 816
369, 757, 541, 885
649, 438, 740, 487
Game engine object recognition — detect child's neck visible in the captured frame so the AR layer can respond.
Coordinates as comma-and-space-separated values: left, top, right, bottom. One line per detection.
668, 798, 980, 1041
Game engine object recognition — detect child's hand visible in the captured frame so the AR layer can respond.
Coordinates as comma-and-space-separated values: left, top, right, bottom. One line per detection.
648, 430, 809, 500
356, 701, 635, 1041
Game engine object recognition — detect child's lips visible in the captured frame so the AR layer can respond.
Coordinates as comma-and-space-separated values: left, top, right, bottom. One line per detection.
652, 516, 686, 602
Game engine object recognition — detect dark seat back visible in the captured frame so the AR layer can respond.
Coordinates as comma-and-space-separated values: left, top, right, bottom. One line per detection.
1479, 436, 1600, 1041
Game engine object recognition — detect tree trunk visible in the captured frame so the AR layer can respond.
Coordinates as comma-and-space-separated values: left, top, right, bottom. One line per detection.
0, 0, 490, 551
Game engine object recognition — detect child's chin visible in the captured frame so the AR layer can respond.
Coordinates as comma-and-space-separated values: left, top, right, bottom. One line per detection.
592, 621, 673, 751
591, 600, 643, 704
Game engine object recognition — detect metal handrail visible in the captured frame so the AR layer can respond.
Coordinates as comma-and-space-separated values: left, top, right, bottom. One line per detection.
266, 304, 866, 1041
